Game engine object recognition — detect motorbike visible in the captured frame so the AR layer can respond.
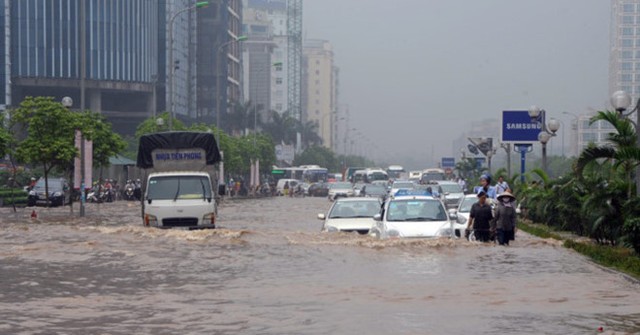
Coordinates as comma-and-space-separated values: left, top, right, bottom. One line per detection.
123, 184, 135, 201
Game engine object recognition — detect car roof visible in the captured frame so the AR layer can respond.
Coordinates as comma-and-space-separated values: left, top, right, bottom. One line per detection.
335, 197, 381, 203
392, 195, 438, 201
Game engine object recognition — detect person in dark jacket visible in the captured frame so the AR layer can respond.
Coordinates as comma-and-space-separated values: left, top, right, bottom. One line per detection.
491, 191, 517, 246
467, 190, 494, 242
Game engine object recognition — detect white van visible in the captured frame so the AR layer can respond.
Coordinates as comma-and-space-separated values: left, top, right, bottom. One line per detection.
276, 179, 301, 195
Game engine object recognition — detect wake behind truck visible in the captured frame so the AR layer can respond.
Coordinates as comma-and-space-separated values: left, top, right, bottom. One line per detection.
136, 131, 222, 229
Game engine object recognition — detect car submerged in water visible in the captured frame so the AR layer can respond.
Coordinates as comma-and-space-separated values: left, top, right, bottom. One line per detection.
370, 192, 459, 239
318, 197, 381, 234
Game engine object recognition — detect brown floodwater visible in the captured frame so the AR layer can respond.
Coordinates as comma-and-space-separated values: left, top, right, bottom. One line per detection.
1, 196, 639, 334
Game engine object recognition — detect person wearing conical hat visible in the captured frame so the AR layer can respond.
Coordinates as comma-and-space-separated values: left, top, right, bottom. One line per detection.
492, 191, 517, 246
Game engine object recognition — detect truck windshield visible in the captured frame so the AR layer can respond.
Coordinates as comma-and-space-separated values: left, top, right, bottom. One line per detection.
147, 176, 211, 200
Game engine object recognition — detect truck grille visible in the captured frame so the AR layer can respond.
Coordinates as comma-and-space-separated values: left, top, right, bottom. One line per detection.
162, 217, 199, 227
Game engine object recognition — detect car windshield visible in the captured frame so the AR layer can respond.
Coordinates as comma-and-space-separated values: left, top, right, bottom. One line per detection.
329, 200, 380, 218
147, 175, 211, 200
459, 197, 477, 212
330, 182, 352, 189
34, 179, 63, 191
386, 199, 447, 222
364, 185, 386, 194
440, 184, 462, 193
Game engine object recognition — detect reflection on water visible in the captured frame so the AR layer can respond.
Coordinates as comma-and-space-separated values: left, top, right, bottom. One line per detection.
0, 197, 639, 334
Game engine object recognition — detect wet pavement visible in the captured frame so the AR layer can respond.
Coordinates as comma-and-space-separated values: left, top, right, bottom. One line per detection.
1, 196, 639, 334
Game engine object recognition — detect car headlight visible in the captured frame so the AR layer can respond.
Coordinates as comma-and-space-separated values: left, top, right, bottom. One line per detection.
437, 227, 453, 237
203, 213, 216, 225
144, 214, 158, 227
52, 192, 62, 197
325, 226, 339, 232
387, 229, 400, 238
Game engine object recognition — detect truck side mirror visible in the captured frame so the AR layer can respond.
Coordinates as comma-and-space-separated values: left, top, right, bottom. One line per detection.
147, 198, 152, 204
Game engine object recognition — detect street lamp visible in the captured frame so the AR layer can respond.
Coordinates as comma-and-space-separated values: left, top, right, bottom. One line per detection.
610, 90, 640, 195
528, 105, 560, 175
168, 1, 210, 131
215, 35, 248, 142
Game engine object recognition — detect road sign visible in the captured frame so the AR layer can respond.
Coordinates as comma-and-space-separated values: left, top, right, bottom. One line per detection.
468, 137, 493, 156
501, 110, 543, 143
441, 157, 455, 168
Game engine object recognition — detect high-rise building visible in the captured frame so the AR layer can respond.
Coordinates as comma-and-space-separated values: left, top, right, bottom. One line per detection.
303, 39, 335, 148
576, 113, 616, 152
196, 0, 243, 127
3, 0, 159, 134
610, 0, 640, 102
242, 0, 288, 118
242, 4, 276, 123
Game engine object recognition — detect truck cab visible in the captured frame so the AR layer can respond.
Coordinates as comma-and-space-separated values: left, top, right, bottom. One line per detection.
144, 171, 216, 228
136, 132, 221, 229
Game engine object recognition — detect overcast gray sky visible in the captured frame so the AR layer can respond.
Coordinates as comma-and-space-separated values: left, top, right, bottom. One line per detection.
303, 0, 610, 168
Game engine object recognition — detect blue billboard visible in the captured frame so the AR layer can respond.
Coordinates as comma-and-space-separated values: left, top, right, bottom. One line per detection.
501, 110, 543, 143
441, 157, 455, 168
474, 157, 486, 168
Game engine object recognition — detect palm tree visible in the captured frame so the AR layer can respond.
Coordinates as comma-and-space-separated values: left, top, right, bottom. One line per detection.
262, 110, 297, 144
576, 110, 640, 198
297, 120, 322, 148
228, 100, 262, 136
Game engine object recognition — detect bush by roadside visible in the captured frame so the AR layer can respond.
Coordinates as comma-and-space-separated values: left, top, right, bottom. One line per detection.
519, 220, 640, 280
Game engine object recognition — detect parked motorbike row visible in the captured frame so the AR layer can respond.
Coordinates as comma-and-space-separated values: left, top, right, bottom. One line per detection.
87, 179, 142, 203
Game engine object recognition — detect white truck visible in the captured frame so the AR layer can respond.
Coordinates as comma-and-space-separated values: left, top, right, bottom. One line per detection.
136, 131, 222, 229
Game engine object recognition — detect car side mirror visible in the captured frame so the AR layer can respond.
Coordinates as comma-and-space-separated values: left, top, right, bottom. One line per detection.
147, 198, 152, 204
317, 213, 326, 220
449, 213, 458, 221
373, 213, 382, 221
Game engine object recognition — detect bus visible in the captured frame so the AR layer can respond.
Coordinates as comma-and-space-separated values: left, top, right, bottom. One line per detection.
352, 168, 389, 184
386, 165, 406, 180
271, 165, 328, 184
420, 168, 446, 183
302, 166, 328, 183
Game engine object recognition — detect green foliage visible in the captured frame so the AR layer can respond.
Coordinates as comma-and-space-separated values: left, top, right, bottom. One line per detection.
0, 111, 11, 157
0, 187, 28, 206
10, 96, 79, 176
294, 146, 339, 171
134, 111, 188, 138
77, 112, 127, 168
517, 221, 563, 240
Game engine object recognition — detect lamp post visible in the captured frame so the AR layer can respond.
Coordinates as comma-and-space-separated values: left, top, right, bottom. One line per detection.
215, 35, 248, 144
63, 96, 84, 216
610, 90, 640, 195
528, 106, 560, 176
168, 1, 209, 131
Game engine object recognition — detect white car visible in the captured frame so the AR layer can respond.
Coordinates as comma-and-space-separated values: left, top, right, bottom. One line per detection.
434, 181, 465, 208
318, 198, 382, 234
327, 182, 355, 201
370, 194, 458, 239
389, 180, 416, 196
448, 194, 477, 238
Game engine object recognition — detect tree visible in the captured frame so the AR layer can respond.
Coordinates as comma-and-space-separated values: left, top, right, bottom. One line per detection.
228, 100, 262, 136
262, 110, 297, 145
134, 111, 187, 138
0, 111, 10, 158
78, 112, 127, 170
297, 120, 322, 148
10, 97, 79, 206
576, 110, 640, 198
294, 146, 339, 171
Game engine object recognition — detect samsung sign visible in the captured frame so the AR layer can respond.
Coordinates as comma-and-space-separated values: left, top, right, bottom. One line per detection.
501, 110, 543, 143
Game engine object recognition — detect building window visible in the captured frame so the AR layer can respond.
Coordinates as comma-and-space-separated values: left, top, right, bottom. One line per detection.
315, 79, 320, 85
624, 3, 635, 12
623, 50, 633, 59
275, 65, 283, 71
624, 16, 635, 24
622, 27, 634, 36
622, 85, 632, 93
275, 103, 283, 110
622, 73, 632, 82
623, 39, 634, 47
315, 70, 320, 75
275, 77, 283, 84
581, 133, 597, 142
622, 62, 633, 70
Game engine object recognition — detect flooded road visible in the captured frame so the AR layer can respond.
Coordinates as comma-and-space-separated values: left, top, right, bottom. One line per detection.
1, 196, 639, 334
